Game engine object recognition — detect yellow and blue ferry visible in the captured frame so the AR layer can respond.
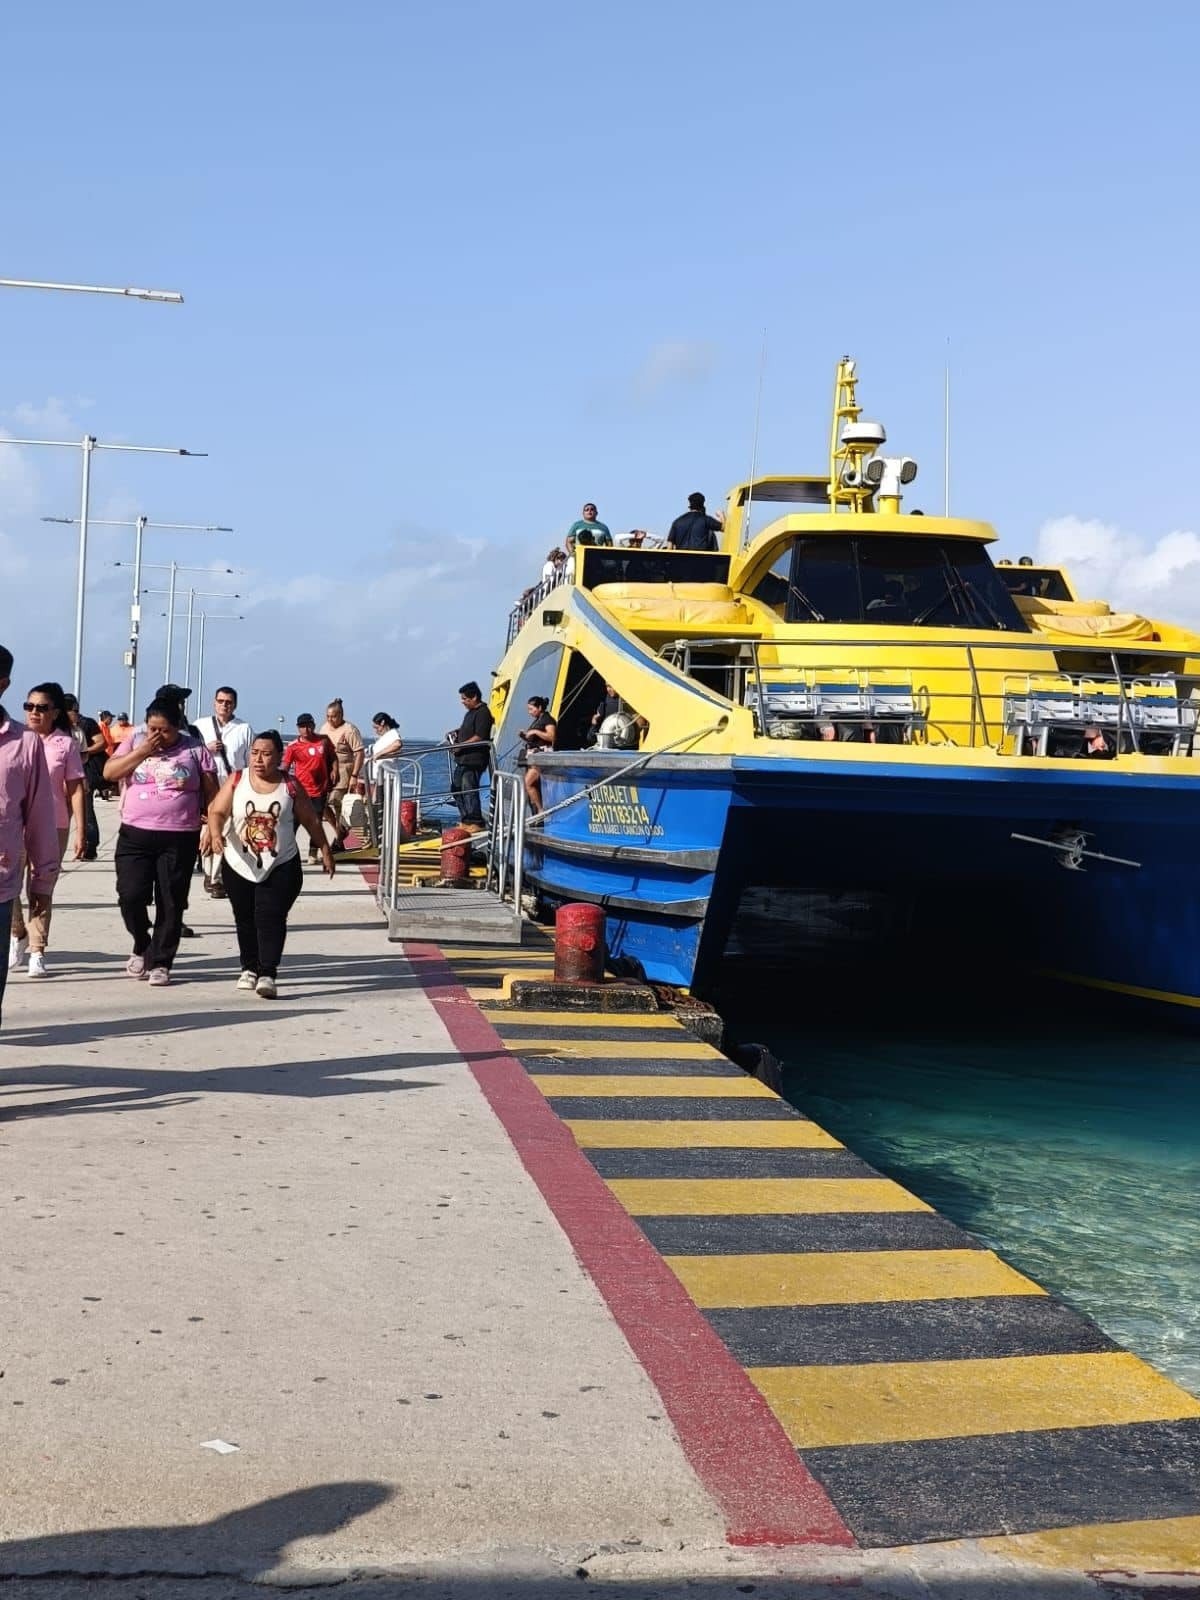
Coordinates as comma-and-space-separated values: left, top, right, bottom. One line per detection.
488, 360, 1200, 1015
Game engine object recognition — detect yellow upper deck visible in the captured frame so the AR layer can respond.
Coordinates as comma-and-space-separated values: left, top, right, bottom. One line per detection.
493, 358, 1200, 769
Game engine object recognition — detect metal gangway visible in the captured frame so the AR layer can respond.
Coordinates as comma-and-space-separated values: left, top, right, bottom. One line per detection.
372, 747, 527, 945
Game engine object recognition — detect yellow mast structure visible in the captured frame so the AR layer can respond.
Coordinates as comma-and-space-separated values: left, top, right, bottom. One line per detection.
828, 357, 881, 513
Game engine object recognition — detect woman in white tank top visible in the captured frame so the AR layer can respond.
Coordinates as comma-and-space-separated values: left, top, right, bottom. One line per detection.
202, 730, 334, 997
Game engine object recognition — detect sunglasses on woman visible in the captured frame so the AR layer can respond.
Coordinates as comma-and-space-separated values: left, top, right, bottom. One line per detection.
23, 701, 53, 713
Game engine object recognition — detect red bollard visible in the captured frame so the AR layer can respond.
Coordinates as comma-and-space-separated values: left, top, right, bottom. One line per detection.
440, 826, 471, 884
399, 798, 418, 839
555, 902, 606, 983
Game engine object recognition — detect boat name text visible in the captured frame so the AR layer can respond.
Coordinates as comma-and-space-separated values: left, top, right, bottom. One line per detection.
587, 783, 664, 836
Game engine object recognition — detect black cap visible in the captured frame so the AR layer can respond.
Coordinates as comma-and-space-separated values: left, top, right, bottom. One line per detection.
297, 712, 316, 728
156, 683, 192, 701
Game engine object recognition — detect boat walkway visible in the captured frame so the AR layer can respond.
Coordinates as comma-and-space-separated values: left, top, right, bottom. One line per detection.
0, 810, 1195, 1595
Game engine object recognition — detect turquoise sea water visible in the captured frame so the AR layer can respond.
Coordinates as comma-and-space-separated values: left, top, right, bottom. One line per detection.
721, 985, 1200, 1397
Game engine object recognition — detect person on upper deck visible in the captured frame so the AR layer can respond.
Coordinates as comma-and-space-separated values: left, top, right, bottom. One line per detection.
541, 548, 566, 582
667, 492, 723, 552
566, 503, 612, 547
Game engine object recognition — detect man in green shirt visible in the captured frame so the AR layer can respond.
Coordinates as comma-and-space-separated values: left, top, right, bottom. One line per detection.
565, 502, 612, 546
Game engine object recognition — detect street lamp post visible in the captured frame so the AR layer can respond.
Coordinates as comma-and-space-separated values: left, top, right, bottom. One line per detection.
144, 584, 241, 692
195, 614, 244, 709
0, 435, 206, 703
0, 278, 183, 303
46, 516, 233, 719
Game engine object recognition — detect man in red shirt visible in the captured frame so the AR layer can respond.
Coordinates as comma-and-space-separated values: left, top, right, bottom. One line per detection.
282, 714, 338, 862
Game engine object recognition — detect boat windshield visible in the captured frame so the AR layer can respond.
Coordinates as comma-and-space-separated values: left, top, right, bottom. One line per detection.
996, 566, 1073, 601
762, 535, 1028, 631
580, 548, 731, 590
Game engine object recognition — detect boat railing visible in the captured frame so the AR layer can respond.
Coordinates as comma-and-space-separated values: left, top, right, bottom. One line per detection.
659, 636, 1199, 754
371, 743, 495, 910
507, 564, 572, 646
373, 757, 406, 914
486, 767, 527, 910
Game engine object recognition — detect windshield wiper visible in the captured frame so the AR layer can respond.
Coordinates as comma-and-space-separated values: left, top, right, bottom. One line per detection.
912, 575, 963, 627
787, 581, 826, 622
958, 578, 1007, 629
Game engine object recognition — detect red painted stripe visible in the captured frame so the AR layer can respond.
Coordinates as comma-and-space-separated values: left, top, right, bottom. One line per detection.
405, 941, 855, 1549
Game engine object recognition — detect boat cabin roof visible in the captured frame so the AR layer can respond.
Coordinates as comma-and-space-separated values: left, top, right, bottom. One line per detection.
728, 475, 830, 508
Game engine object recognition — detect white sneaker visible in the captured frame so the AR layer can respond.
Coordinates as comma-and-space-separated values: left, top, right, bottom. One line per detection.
146, 967, 170, 987
125, 954, 146, 979
236, 969, 258, 991
255, 975, 277, 999
27, 952, 47, 979
8, 935, 28, 972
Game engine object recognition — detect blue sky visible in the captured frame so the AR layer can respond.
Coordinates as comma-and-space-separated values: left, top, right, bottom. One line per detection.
3, 1, 1199, 731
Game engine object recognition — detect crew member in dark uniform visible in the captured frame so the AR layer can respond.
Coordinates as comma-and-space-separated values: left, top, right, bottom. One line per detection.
447, 681, 494, 829
667, 491, 724, 551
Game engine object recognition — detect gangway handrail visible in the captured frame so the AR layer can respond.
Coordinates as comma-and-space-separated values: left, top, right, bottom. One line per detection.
487, 768, 527, 910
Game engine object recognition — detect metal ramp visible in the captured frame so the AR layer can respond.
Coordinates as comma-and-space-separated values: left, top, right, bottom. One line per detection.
374, 757, 529, 946
384, 885, 524, 944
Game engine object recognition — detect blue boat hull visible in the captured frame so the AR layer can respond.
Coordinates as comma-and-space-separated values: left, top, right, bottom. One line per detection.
525, 752, 1200, 1014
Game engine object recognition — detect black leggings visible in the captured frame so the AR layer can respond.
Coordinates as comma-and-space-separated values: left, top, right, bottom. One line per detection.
114, 824, 201, 971
221, 854, 303, 979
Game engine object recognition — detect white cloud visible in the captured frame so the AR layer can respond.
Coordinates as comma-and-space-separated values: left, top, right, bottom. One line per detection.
1036, 514, 1200, 624
8, 396, 82, 437
632, 339, 717, 401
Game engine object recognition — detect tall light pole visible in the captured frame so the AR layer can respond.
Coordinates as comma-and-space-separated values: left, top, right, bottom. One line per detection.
46, 515, 233, 719
0, 435, 205, 702
119, 563, 237, 682
0, 278, 184, 303
144, 585, 241, 690
195, 613, 244, 709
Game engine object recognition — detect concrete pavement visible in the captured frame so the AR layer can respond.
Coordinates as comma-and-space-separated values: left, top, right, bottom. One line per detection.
0, 813, 726, 1582
0, 810, 1183, 1594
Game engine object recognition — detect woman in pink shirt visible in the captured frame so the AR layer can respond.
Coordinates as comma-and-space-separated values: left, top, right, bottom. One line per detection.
103, 693, 219, 986
8, 682, 86, 979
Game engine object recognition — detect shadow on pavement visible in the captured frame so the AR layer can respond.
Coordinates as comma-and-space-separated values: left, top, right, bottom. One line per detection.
0, 1482, 390, 1582
0, 1047, 480, 1121
0, 1006, 333, 1049
1, 948, 434, 1032
0, 1480, 1173, 1596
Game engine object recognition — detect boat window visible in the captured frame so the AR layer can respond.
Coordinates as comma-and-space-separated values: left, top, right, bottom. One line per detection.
789, 540, 864, 622
580, 548, 730, 590
494, 643, 563, 770
996, 566, 1073, 601
752, 547, 792, 612
785, 536, 1028, 631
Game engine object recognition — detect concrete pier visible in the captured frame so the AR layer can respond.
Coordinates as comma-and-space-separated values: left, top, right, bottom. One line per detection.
0, 809, 1196, 1596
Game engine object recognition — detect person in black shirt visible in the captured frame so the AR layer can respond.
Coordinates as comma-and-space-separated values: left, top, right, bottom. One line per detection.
667, 491, 724, 552
447, 681, 494, 828
63, 694, 103, 859
517, 695, 556, 813
589, 683, 622, 744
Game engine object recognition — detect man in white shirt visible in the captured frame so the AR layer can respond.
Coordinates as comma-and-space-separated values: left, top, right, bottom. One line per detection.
194, 685, 253, 898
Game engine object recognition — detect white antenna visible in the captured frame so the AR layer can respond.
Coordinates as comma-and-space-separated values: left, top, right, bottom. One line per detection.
943, 337, 951, 516
743, 331, 767, 545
